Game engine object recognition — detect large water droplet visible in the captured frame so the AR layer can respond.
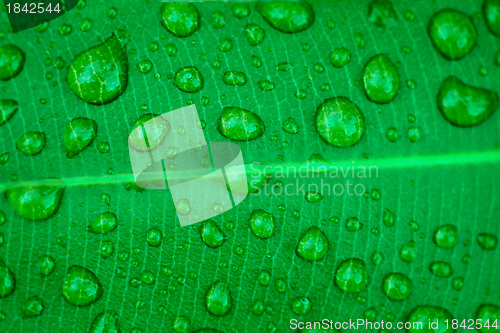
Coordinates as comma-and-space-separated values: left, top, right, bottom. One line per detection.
87, 212, 118, 234
256, 1, 315, 33
217, 107, 265, 141
429, 261, 452, 277
0, 260, 15, 298
433, 224, 458, 249
335, 259, 368, 293
363, 54, 399, 104
246, 23, 265, 45
7, 182, 64, 220
368, 0, 397, 28
146, 227, 163, 247
16, 131, 45, 155
477, 233, 498, 250
296, 226, 328, 261
22, 296, 44, 317
129, 114, 171, 152
0, 45, 25, 80
0, 99, 18, 125
90, 311, 121, 333
476, 304, 500, 333
383, 272, 412, 301
249, 210, 275, 239
292, 297, 312, 315
428, 9, 476, 60
400, 240, 417, 262
161, 3, 200, 38
205, 280, 232, 316
484, 0, 500, 36
62, 265, 103, 306
64, 117, 97, 158
67, 32, 128, 104
314, 97, 365, 147
437, 75, 498, 127
406, 306, 454, 333
200, 220, 226, 248
38, 255, 56, 276
222, 71, 247, 86
174, 66, 204, 93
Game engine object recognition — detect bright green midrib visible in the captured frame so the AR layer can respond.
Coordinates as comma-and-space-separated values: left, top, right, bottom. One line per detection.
1, 148, 499, 191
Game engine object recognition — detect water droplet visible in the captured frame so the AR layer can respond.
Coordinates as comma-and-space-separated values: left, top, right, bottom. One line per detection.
452, 277, 464, 290
429, 261, 453, 278
80, 18, 93, 32
141, 271, 155, 284
258, 270, 271, 286
64, 117, 97, 158
87, 212, 118, 234
232, 4, 250, 18
222, 71, 247, 86
247, 23, 265, 46
275, 278, 287, 293
258, 80, 275, 91
0, 45, 25, 80
22, 296, 44, 317
218, 39, 233, 52
477, 233, 498, 250
67, 32, 128, 104
355, 32, 365, 48
0, 99, 18, 125
137, 60, 153, 74
251, 55, 262, 68
174, 66, 204, 93
292, 297, 312, 315
407, 306, 453, 333
433, 224, 458, 249
335, 259, 368, 293
314, 96, 365, 147
62, 265, 102, 306
160, 3, 200, 37
249, 209, 275, 239
90, 311, 121, 333
363, 54, 399, 104
400, 240, 417, 262
146, 227, 163, 247
383, 273, 412, 301
371, 251, 384, 265
38, 255, 55, 276
330, 47, 351, 68
175, 199, 191, 215
129, 114, 171, 152
212, 11, 225, 28
383, 208, 395, 227
404, 10, 416, 21
7, 182, 64, 220
368, 0, 397, 28
386, 127, 400, 142
206, 280, 232, 316
346, 217, 363, 231
252, 300, 265, 315
305, 191, 323, 203
173, 316, 190, 333
437, 75, 498, 126
200, 220, 226, 248
484, 0, 500, 36
16, 131, 45, 155
476, 304, 500, 332
218, 107, 265, 141
282, 118, 299, 134
428, 9, 476, 60
256, 1, 314, 33
408, 126, 422, 142
0, 260, 15, 298
100, 241, 114, 258
296, 226, 328, 261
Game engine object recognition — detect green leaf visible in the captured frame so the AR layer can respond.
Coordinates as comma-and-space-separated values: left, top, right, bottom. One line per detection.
0, 0, 499, 332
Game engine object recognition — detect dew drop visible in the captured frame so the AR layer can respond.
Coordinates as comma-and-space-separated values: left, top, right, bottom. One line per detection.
400, 240, 417, 262
174, 66, 204, 93
218, 107, 265, 141
429, 261, 453, 278
383, 273, 412, 301
0, 99, 18, 125
249, 209, 275, 239
222, 71, 247, 86
433, 224, 458, 249
200, 220, 226, 248
296, 226, 328, 261
406, 306, 454, 333
330, 47, 351, 68
67, 32, 128, 104
205, 280, 232, 316
62, 265, 103, 306
363, 54, 400, 104
16, 131, 45, 155
160, 3, 200, 37
22, 296, 44, 317
0, 45, 25, 80
146, 227, 163, 247
477, 233, 498, 250
292, 297, 312, 315
256, 1, 314, 33
335, 259, 368, 293
368, 0, 397, 28
0, 260, 15, 298
7, 182, 64, 220
90, 311, 121, 333
246, 23, 265, 46
38, 255, 55, 276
